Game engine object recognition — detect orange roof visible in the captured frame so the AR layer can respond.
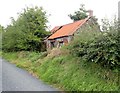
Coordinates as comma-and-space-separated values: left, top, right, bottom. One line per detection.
48, 17, 89, 39
51, 26, 61, 33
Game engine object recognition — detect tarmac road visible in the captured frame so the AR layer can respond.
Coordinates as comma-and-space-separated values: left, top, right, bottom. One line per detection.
1, 58, 59, 91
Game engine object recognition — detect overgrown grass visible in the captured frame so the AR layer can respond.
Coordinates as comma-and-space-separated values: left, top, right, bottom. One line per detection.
2, 10, 120, 92
2, 51, 46, 77
2, 24, 119, 91
0, 51, 2, 57
38, 54, 118, 91
2, 50, 119, 91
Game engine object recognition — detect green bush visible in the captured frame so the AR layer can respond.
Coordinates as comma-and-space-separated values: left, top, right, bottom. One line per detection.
70, 30, 120, 70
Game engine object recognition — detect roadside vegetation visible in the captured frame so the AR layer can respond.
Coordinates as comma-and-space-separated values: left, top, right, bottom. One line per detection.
2, 6, 49, 52
1, 5, 120, 91
2, 19, 120, 91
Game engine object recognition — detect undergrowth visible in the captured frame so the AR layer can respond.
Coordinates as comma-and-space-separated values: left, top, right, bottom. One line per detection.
2, 50, 119, 91
2, 23, 120, 91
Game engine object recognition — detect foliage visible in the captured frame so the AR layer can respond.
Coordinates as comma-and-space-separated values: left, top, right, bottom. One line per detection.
2, 15, 119, 91
68, 4, 88, 21
0, 25, 4, 50
2, 6, 49, 52
2, 25, 27, 51
0, 25, 4, 32
101, 17, 118, 32
2, 51, 119, 91
69, 19, 120, 70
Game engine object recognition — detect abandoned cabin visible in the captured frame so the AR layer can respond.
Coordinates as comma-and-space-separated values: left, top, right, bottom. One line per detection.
45, 10, 100, 50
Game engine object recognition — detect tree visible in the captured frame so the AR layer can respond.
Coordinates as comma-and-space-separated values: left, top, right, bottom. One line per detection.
0, 25, 4, 50
68, 4, 88, 21
20, 7, 49, 51
2, 25, 25, 51
0, 25, 4, 32
2, 6, 49, 52
101, 16, 119, 32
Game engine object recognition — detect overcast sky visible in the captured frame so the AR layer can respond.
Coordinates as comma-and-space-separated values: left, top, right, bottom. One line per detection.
0, 0, 119, 30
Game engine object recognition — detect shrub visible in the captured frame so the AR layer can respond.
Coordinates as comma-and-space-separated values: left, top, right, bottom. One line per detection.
69, 29, 120, 70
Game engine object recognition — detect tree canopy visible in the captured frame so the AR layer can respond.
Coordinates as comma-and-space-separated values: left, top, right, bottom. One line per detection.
2, 6, 49, 52
68, 4, 88, 21
0, 25, 3, 50
0, 25, 4, 32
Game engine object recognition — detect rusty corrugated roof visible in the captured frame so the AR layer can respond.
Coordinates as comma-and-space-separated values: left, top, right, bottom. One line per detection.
48, 17, 89, 39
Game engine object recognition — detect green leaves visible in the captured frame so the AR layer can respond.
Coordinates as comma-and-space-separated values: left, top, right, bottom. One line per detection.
0, 25, 3, 50
68, 4, 88, 21
69, 21, 120, 70
2, 6, 49, 52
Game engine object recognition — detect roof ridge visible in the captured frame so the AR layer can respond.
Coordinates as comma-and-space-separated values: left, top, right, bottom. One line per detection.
62, 18, 87, 27
52, 17, 90, 29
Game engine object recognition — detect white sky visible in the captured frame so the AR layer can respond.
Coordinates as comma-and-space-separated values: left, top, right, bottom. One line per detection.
0, 0, 119, 30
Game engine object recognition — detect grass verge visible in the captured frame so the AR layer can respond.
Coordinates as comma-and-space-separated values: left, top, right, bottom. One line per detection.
2, 50, 119, 91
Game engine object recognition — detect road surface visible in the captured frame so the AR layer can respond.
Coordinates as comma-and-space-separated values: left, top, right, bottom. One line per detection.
1, 58, 59, 91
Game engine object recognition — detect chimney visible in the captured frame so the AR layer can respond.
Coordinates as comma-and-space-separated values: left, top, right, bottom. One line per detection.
118, 1, 120, 20
87, 10, 93, 17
